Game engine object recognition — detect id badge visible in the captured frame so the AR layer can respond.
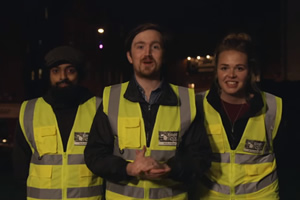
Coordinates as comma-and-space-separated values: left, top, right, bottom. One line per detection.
159, 131, 179, 146
74, 132, 89, 146
244, 139, 265, 154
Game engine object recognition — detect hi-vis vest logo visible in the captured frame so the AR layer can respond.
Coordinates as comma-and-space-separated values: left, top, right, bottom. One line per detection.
244, 139, 265, 154
159, 131, 179, 146
74, 132, 89, 145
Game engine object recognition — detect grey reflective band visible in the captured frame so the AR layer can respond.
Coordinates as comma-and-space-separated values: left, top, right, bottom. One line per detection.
31, 152, 62, 165
235, 170, 278, 194
235, 153, 275, 164
95, 97, 102, 110
27, 187, 62, 199
178, 86, 191, 138
27, 185, 102, 199
108, 84, 191, 161
67, 185, 103, 198
150, 150, 176, 161
113, 148, 136, 160
211, 153, 230, 163
107, 182, 144, 198
30, 152, 86, 165
202, 170, 277, 195
68, 154, 85, 165
23, 98, 39, 156
264, 93, 277, 153
107, 84, 121, 135
201, 175, 230, 194
113, 147, 177, 162
149, 184, 186, 199
212, 153, 275, 164
107, 182, 185, 199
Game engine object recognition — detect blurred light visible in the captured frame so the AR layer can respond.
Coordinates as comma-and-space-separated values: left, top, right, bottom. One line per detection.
98, 28, 104, 34
196, 56, 201, 60
99, 43, 104, 49
38, 69, 42, 79
187, 57, 191, 61
188, 83, 195, 89
206, 55, 211, 59
2, 139, 7, 143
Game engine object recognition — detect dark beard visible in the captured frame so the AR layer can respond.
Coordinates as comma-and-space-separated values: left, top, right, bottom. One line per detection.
48, 84, 83, 108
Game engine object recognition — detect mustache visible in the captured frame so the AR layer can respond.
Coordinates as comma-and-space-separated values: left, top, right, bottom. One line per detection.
55, 79, 72, 86
142, 55, 153, 61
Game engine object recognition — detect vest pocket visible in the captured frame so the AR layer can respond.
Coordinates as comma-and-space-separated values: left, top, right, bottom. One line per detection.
80, 165, 93, 177
119, 118, 141, 149
245, 163, 273, 177
35, 126, 58, 156
207, 124, 225, 153
31, 165, 53, 178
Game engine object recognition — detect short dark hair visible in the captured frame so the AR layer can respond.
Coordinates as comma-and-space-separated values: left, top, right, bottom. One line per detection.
124, 23, 170, 53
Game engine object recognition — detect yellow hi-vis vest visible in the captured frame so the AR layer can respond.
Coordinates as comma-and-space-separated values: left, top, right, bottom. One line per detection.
19, 97, 103, 200
102, 81, 196, 200
198, 91, 282, 200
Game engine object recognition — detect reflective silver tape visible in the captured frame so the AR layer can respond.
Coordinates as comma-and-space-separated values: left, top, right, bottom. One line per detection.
150, 150, 176, 161
67, 185, 103, 198
235, 153, 275, 164
202, 170, 278, 195
31, 153, 62, 165
107, 84, 121, 135
27, 187, 62, 199
68, 154, 85, 165
211, 153, 230, 163
96, 97, 102, 110
201, 175, 230, 194
149, 184, 186, 199
264, 93, 277, 153
23, 98, 39, 155
235, 170, 278, 194
106, 182, 144, 198
113, 148, 136, 160
178, 86, 191, 138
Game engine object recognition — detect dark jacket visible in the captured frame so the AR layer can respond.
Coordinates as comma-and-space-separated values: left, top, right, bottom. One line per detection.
203, 83, 284, 160
84, 78, 212, 184
12, 86, 94, 200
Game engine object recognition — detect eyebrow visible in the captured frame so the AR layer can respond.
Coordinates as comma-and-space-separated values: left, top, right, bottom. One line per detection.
133, 41, 161, 46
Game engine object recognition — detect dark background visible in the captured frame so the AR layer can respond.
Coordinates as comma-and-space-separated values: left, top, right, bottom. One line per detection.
1, 0, 299, 199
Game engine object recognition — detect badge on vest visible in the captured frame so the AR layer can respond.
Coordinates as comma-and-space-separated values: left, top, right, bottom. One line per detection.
74, 132, 89, 145
244, 139, 265, 153
159, 131, 178, 146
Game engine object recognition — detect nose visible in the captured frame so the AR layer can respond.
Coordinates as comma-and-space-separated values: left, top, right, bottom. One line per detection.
145, 45, 152, 56
59, 70, 67, 80
228, 68, 236, 78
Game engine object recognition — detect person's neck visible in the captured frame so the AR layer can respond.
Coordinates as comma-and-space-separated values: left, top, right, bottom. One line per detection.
220, 92, 247, 104
135, 76, 161, 101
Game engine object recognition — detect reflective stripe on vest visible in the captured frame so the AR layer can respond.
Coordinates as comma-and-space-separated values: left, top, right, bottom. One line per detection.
211, 152, 275, 164
107, 182, 187, 199
28, 185, 103, 199
201, 92, 280, 195
108, 84, 191, 161
201, 170, 278, 195
105, 83, 193, 199
23, 97, 103, 199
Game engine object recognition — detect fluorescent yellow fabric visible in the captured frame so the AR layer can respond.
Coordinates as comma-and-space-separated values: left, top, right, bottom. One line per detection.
19, 97, 102, 200
103, 82, 196, 200
199, 92, 282, 200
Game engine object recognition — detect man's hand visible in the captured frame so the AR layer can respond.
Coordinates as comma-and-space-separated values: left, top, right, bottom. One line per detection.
126, 146, 171, 180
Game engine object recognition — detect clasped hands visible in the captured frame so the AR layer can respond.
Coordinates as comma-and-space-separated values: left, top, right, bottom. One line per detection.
126, 146, 171, 180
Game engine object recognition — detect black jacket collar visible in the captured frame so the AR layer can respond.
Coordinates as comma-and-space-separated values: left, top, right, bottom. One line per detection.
123, 77, 179, 106
206, 83, 264, 118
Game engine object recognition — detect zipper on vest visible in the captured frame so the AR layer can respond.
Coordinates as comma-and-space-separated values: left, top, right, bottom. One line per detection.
146, 104, 151, 147
62, 152, 67, 199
